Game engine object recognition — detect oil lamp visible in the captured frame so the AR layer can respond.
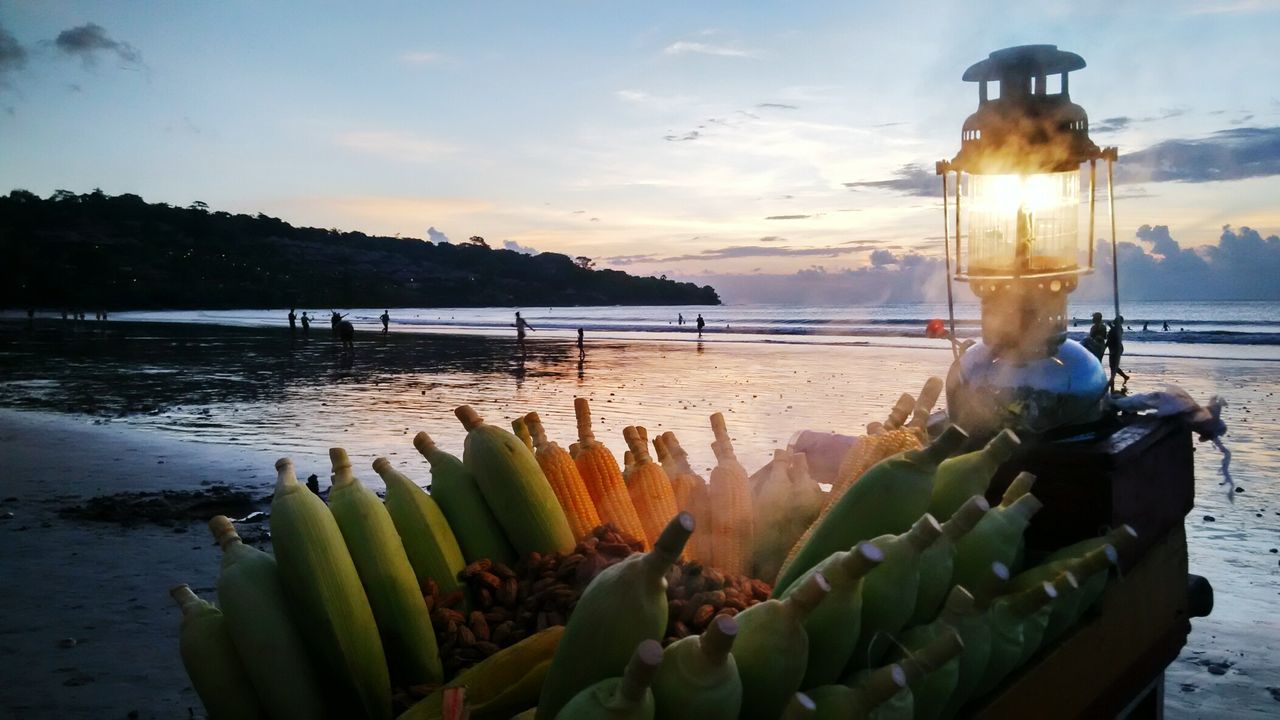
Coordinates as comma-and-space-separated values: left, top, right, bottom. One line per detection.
936, 45, 1120, 435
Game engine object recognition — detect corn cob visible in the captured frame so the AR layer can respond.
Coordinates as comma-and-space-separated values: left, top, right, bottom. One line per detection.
910, 495, 991, 626
909, 376, 946, 431
883, 392, 917, 430
951, 492, 1043, 592
328, 448, 442, 687
999, 470, 1037, 507
555, 640, 664, 720
414, 432, 516, 566
207, 516, 325, 720
929, 429, 1020, 522
271, 457, 390, 719
661, 431, 714, 563
1020, 544, 1120, 645
974, 579, 1059, 697
651, 615, 742, 720
623, 425, 681, 548
882, 627, 965, 720
512, 417, 535, 451
830, 428, 923, 505
537, 513, 693, 720
655, 435, 693, 510
775, 427, 965, 596
525, 411, 601, 541
623, 449, 636, 482
939, 570, 1006, 717
782, 541, 883, 688
456, 405, 575, 556
787, 452, 824, 531
400, 626, 564, 720
373, 457, 466, 598
708, 412, 753, 576
170, 584, 265, 720
730, 571, 831, 720
751, 449, 797, 582
572, 397, 647, 545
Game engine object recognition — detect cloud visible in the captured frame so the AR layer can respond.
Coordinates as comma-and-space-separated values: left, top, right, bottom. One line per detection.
502, 239, 539, 254
0, 23, 28, 86
336, 130, 454, 162
54, 23, 141, 68
426, 226, 450, 244
1118, 127, 1280, 183
662, 41, 754, 58
1186, 0, 1280, 14
1093, 116, 1132, 133
663, 130, 701, 142
843, 164, 938, 197
765, 214, 812, 220
400, 50, 445, 64
1077, 224, 1280, 301
652, 244, 876, 263
683, 255, 949, 304
870, 248, 898, 266
759, 236, 784, 242
602, 253, 659, 266
757, 102, 798, 110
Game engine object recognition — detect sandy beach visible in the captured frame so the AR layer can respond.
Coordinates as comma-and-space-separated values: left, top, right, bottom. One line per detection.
1, 319, 1277, 718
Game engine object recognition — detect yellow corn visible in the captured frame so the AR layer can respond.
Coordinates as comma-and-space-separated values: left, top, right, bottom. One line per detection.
623, 450, 636, 482
525, 411, 601, 540
170, 584, 264, 720
572, 398, 648, 547
623, 426, 681, 549
709, 413, 753, 576
662, 431, 714, 564
831, 428, 923, 502
512, 417, 534, 451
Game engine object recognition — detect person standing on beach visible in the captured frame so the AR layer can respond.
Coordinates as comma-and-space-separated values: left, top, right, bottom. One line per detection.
380, 310, 390, 334
696, 314, 705, 338
1142, 321, 1149, 332
330, 311, 347, 336
577, 327, 585, 360
288, 308, 297, 333
514, 312, 534, 356
300, 311, 310, 335
1106, 316, 1130, 393
1163, 321, 1170, 332
679, 313, 684, 326
1084, 312, 1106, 360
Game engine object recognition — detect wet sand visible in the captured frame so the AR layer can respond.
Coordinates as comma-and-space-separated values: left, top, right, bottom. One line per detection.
0, 320, 1277, 717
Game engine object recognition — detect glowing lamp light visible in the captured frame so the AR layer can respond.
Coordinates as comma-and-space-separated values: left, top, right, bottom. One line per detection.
936, 45, 1121, 435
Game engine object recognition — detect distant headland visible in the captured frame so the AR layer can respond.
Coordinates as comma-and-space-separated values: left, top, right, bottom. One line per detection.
0, 189, 720, 310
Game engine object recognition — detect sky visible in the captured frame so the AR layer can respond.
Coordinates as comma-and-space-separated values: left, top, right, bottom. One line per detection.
1, 1, 1279, 302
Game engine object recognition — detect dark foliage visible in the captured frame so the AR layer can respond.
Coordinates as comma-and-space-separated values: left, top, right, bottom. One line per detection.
0, 189, 720, 309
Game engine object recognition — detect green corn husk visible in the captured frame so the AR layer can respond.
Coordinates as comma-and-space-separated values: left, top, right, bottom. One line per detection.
927, 430, 1019, 522
1013, 544, 1118, 646
909, 496, 990, 626
373, 457, 467, 598
555, 640, 664, 720
537, 513, 693, 720
328, 448, 442, 687
806, 664, 908, 720
414, 431, 516, 566
774, 426, 968, 595
890, 604, 972, 720
271, 458, 390, 719
939, 564, 1008, 720
972, 579, 1057, 698
848, 514, 944, 671
170, 584, 265, 720
652, 614, 742, 720
207, 516, 326, 720
781, 692, 818, 719
781, 542, 884, 688
732, 571, 831, 720
950, 491, 1042, 593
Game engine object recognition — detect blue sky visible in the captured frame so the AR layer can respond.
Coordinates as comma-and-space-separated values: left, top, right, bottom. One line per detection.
1, 1, 1278, 292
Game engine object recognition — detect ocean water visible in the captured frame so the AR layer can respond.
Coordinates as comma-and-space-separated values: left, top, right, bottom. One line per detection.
111, 300, 1280, 361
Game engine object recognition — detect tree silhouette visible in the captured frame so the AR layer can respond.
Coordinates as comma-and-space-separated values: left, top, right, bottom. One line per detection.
467, 236, 490, 249
574, 256, 595, 270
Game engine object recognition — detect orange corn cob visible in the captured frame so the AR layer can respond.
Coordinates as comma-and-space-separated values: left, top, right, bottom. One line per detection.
572, 398, 647, 547
659, 432, 713, 564
622, 426, 681, 549
708, 413, 753, 576
623, 450, 636, 482
512, 417, 534, 451
830, 427, 923, 503
525, 411, 601, 541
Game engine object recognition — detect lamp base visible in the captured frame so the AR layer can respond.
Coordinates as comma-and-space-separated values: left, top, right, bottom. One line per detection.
945, 338, 1107, 437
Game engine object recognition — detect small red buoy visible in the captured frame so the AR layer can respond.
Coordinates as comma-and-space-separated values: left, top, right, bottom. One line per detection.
925, 318, 946, 338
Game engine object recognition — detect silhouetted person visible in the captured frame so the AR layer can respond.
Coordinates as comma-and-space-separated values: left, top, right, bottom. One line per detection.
300, 311, 311, 335
1142, 321, 1149, 332
77, 311, 85, 321
61, 309, 68, 321
95, 310, 102, 321
26, 308, 34, 331
1084, 312, 1106, 361
288, 308, 297, 333
678, 313, 684, 326
101, 310, 107, 321
1162, 321, 1170, 332
1107, 316, 1130, 393
696, 314, 705, 338
577, 327, 585, 360
330, 311, 347, 336
339, 319, 355, 351
514, 312, 534, 356
380, 310, 390, 334
306, 474, 321, 496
